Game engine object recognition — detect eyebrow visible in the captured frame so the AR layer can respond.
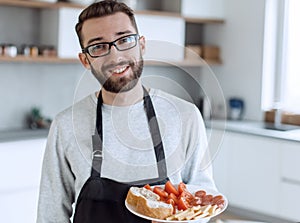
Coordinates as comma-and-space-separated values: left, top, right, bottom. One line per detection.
87, 37, 103, 46
86, 30, 134, 46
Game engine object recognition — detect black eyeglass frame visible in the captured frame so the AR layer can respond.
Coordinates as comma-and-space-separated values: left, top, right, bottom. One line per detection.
82, 34, 140, 58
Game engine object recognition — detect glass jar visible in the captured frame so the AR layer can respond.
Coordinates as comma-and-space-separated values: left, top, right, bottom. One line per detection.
21, 45, 31, 56
30, 45, 39, 57
3, 44, 18, 57
0, 44, 3, 56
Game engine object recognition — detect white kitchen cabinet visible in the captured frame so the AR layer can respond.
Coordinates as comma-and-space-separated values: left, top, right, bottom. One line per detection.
280, 140, 300, 182
212, 131, 281, 217
181, 0, 224, 19
279, 141, 300, 221
210, 129, 230, 194
279, 182, 300, 221
226, 133, 281, 216
40, 7, 82, 58
0, 188, 39, 223
0, 138, 46, 223
135, 14, 185, 61
212, 128, 300, 221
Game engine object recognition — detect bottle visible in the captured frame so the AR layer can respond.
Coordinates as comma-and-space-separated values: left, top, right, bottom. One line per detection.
273, 102, 282, 127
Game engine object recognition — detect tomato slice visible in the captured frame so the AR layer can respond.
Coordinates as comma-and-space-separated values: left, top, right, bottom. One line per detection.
166, 198, 175, 205
167, 193, 179, 204
153, 186, 169, 199
166, 199, 176, 214
178, 182, 187, 194
180, 190, 194, 203
165, 181, 179, 196
143, 184, 152, 191
177, 197, 190, 211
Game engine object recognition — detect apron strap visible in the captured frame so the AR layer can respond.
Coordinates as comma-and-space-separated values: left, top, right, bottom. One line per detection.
91, 133, 102, 177
143, 87, 167, 179
91, 91, 104, 178
91, 87, 167, 180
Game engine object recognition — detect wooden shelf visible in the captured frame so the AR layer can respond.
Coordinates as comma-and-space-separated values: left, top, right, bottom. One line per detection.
0, 55, 79, 63
0, 55, 221, 67
145, 59, 222, 67
0, 1, 224, 67
134, 10, 224, 24
0, 0, 83, 9
184, 17, 224, 24
0, 1, 225, 24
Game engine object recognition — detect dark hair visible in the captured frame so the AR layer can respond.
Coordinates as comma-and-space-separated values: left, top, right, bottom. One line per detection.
75, 0, 138, 49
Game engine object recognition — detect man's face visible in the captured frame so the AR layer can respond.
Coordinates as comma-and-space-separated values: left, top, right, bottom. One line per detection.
79, 12, 145, 93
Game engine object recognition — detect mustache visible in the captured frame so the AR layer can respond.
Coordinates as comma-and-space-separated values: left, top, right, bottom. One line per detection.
102, 60, 135, 72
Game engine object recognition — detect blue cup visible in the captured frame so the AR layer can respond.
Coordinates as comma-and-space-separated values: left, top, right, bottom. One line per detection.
229, 98, 244, 120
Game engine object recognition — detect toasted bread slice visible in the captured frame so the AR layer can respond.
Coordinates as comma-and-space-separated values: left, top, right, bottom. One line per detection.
126, 187, 173, 220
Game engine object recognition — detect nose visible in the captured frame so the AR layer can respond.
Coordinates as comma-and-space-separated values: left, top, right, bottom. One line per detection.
106, 44, 124, 63
108, 43, 119, 55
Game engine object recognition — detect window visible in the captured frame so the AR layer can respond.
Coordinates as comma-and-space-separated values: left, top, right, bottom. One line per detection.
262, 0, 300, 114
282, 0, 300, 113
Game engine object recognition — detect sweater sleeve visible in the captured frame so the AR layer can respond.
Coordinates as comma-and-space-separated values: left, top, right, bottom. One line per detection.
36, 118, 75, 223
180, 105, 218, 192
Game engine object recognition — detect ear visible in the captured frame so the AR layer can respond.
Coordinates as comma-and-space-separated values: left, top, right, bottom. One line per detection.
139, 36, 146, 56
78, 53, 91, 70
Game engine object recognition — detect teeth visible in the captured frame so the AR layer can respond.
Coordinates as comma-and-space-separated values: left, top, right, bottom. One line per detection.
113, 66, 127, 74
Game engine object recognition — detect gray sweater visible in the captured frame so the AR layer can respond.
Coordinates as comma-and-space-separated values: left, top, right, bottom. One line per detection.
37, 88, 217, 223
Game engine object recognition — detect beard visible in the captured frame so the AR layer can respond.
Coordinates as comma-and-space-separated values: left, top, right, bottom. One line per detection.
90, 56, 144, 93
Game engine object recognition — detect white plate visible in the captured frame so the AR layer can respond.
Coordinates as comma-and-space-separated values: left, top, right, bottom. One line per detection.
125, 184, 228, 223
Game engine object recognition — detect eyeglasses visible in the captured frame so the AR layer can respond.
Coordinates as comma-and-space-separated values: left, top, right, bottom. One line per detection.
82, 34, 140, 58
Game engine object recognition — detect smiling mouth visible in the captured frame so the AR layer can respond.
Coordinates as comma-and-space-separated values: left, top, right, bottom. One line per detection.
114, 66, 127, 73
111, 65, 129, 76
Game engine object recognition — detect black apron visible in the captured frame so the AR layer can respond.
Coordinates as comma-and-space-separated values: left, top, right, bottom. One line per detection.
73, 87, 169, 223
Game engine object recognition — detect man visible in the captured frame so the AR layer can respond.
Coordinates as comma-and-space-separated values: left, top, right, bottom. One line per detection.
37, 1, 217, 222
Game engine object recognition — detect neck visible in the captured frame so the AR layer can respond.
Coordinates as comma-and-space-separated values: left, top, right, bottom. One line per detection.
99, 81, 145, 106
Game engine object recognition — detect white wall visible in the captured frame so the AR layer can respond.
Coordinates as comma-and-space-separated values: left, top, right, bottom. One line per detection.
0, 64, 84, 130
204, 0, 266, 121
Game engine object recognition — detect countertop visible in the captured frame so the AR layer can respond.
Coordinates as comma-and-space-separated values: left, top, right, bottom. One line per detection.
206, 119, 300, 142
0, 128, 49, 143
1, 120, 300, 143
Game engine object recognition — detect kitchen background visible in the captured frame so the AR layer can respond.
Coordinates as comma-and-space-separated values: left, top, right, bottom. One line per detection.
0, 0, 264, 130
1, 0, 299, 222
